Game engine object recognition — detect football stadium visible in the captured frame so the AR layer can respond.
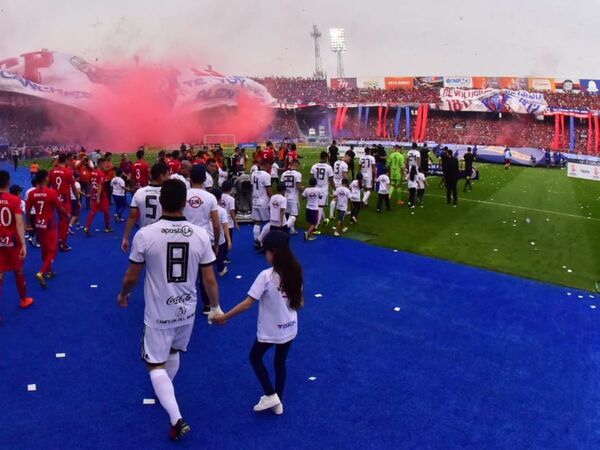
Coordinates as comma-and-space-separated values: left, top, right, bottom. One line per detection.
1, 2, 600, 449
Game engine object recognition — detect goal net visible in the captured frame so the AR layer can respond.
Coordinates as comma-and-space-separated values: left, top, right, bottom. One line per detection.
203, 134, 236, 147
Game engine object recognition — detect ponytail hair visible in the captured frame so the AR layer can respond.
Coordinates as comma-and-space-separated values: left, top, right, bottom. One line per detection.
409, 165, 417, 182
272, 245, 304, 310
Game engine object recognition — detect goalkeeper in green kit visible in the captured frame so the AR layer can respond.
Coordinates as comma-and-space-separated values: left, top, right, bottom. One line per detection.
388, 146, 405, 205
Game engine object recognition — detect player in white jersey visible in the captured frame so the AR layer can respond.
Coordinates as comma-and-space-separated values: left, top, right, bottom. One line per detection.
117, 179, 222, 441
309, 151, 334, 228
251, 159, 272, 248
121, 163, 170, 252
406, 142, 421, 170
220, 180, 237, 264
280, 160, 302, 235
359, 148, 377, 206
330, 154, 350, 219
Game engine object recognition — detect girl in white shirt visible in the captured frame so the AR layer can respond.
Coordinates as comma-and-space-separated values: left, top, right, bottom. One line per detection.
407, 165, 419, 208
349, 173, 363, 224
214, 231, 303, 416
416, 171, 428, 206
376, 167, 391, 213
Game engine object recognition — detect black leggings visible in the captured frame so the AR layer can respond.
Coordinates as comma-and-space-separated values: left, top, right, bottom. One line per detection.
351, 201, 361, 219
408, 187, 417, 206
376, 193, 390, 211
249, 339, 293, 399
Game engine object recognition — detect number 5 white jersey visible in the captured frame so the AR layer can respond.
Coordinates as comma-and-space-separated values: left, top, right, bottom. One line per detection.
130, 185, 162, 228
129, 217, 216, 329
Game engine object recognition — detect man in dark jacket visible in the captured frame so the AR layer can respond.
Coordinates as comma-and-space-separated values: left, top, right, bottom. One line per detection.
443, 148, 459, 205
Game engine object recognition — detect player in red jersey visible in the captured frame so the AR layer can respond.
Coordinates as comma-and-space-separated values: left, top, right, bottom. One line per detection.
131, 149, 150, 190
26, 170, 67, 288
49, 153, 76, 252
259, 141, 276, 164
167, 150, 182, 175
84, 158, 112, 236
0, 170, 33, 315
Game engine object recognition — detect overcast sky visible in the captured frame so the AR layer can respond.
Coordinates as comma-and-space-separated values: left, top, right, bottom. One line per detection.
2, 0, 600, 79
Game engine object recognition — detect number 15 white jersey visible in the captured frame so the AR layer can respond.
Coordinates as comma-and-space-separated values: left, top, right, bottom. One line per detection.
131, 185, 162, 228
129, 218, 216, 329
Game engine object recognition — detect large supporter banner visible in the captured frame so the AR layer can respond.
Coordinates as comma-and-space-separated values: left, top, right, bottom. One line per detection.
567, 162, 600, 181
528, 77, 555, 92
439, 88, 547, 114
579, 79, 600, 94
0, 50, 275, 112
330, 77, 357, 90
384, 77, 414, 90
443, 76, 473, 88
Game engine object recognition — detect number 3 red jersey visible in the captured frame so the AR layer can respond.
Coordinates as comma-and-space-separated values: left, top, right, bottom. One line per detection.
0, 192, 23, 248
132, 160, 150, 189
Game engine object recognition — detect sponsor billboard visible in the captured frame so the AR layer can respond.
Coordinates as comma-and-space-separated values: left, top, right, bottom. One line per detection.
472, 77, 502, 89
384, 77, 414, 90
579, 79, 600, 94
500, 77, 529, 90
567, 162, 600, 181
414, 76, 443, 88
443, 76, 473, 88
357, 77, 384, 89
330, 77, 357, 90
555, 78, 580, 94
528, 77, 555, 92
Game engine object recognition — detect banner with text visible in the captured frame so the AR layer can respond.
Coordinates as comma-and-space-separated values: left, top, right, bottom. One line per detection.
443, 77, 473, 88
567, 162, 600, 181
438, 88, 547, 114
384, 77, 414, 90
330, 77, 357, 90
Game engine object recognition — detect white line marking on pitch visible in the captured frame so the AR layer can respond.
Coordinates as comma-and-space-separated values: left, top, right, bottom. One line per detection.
427, 194, 600, 222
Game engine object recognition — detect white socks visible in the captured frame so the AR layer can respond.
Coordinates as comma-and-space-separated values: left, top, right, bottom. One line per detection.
286, 215, 296, 232
150, 368, 181, 426
166, 352, 180, 380
363, 191, 371, 205
329, 200, 336, 219
318, 208, 323, 225
258, 223, 271, 243
253, 224, 260, 240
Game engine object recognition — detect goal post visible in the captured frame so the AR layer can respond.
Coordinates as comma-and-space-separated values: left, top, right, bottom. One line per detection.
203, 134, 236, 147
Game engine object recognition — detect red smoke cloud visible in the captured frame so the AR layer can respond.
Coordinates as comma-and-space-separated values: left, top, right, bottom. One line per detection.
42, 62, 273, 151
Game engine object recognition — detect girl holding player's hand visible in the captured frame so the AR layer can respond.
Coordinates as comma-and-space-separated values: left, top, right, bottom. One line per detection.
213, 230, 303, 415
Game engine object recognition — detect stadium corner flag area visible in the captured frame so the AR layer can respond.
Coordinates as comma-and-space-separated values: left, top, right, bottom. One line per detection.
2, 4, 600, 449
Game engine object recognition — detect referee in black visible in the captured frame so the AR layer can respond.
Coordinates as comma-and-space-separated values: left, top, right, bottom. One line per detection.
463, 147, 474, 191
442, 148, 459, 206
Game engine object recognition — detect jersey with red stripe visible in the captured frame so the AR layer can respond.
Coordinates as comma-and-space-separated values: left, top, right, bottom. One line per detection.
26, 187, 60, 229
0, 192, 23, 249
132, 160, 150, 188
90, 169, 107, 202
49, 167, 75, 201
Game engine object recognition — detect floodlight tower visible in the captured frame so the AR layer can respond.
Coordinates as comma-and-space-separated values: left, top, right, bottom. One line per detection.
329, 28, 346, 78
310, 25, 325, 79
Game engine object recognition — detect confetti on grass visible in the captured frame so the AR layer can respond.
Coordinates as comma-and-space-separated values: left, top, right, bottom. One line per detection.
143, 398, 156, 405
394, 307, 401, 312
27, 384, 36, 392
90, 285, 98, 288
591, 305, 597, 309
235, 275, 242, 279
314, 294, 323, 298
55, 353, 66, 358
308, 377, 317, 381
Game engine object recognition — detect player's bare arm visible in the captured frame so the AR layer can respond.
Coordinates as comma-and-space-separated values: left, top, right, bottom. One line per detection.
117, 262, 144, 307
121, 207, 139, 252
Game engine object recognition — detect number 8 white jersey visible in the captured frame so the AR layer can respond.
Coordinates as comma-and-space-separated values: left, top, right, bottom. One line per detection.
129, 218, 216, 329
131, 185, 162, 228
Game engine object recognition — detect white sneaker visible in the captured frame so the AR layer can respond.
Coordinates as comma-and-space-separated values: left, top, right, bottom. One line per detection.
253, 394, 281, 412
334, 231, 341, 237
342, 227, 348, 233
271, 403, 284, 415
218, 267, 228, 277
